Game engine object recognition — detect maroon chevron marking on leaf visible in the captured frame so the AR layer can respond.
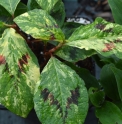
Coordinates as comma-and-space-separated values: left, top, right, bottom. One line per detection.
18, 53, 30, 72
114, 39, 121, 43
0, 55, 6, 65
64, 87, 80, 119
66, 87, 80, 109
102, 42, 115, 52
95, 24, 106, 30
103, 28, 113, 33
41, 88, 62, 115
50, 33, 55, 40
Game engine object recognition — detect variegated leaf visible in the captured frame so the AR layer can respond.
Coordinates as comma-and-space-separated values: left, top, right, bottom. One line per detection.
14, 9, 65, 42
0, 0, 20, 15
33, 0, 65, 27
67, 17, 122, 59
36, 0, 59, 13
50, 0, 65, 27
56, 46, 96, 62
0, 28, 40, 117
34, 57, 88, 124
27, 0, 41, 10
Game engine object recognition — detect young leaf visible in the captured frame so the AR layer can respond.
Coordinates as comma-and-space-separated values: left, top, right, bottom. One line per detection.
36, 0, 59, 13
67, 17, 122, 60
96, 101, 122, 124
89, 87, 105, 107
111, 67, 122, 102
14, 9, 65, 42
34, 57, 88, 124
100, 64, 120, 101
0, 0, 20, 16
27, 0, 41, 10
0, 28, 40, 117
108, 0, 122, 25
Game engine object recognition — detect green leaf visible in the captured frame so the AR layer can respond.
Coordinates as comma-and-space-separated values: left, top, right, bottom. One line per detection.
0, 5, 11, 16
62, 22, 83, 39
67, 17, 122, 59
64, 62, 100, 89
115, 59, 122, 70
14, 9, 65, 42
27, 0, 41, 10
34, 57, 88, 124
96, 101, 122, 124
36, 0, 59, 13
0, 21, 5, 28
15, 2, 27, 17
111, 67, 122, 102
0, 28, 40, 117
100, 64, 120, 101
50, 0, 65, 27
0, 0, 20, 16
89, 87, 105, 107
56, 46, 96, 62
108, 0, 122, 25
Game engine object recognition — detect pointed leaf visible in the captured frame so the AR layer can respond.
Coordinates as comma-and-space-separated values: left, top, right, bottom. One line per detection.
27, 0, 41, 10
50, 0, 65, 27
111, 67, 122, 101
36, 0, 59, 13
0, 5, 11, 16
64, 62, 100, 89
0, 28, 40, 117
89, 87, 105, 107
14, 9, 65, 42
108, 0, 122, 25
34, 57, 88, 124
62, 22, 83, 39
0, 0, 20, 15
67, 17, 122, 59
96, 101, 122, 124
100, 64, 120, 101
56, 46, 96, 62
15, 2, 27, 17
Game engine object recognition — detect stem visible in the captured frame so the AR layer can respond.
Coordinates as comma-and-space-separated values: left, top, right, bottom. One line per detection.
45, 42, 64, 56
4, 23, 17, 28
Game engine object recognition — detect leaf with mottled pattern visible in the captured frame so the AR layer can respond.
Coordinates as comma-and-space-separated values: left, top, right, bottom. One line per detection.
14, 9, 65, 42
36, 0, 59, 13
67, 17, 122, 59
27, 0, 41, 10
0, 28, 40, 117
56, 46, 96, 62
34, 57, 88, 124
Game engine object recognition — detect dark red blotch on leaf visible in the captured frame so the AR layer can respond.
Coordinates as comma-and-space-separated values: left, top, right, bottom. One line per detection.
0, 55, 6, 65
18, 53, 30, 72
102, 42, 115, 52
